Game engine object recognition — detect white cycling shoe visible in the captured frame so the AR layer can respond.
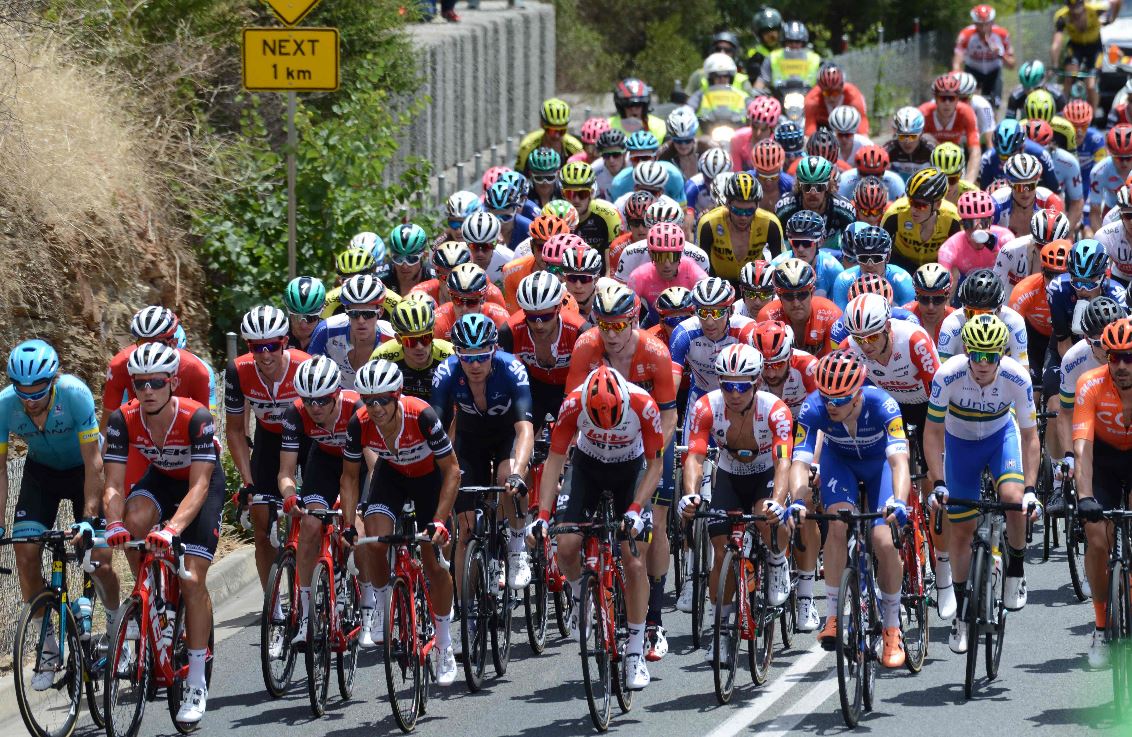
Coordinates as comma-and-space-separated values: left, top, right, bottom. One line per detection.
291, 617, 308, 646
437, 646, 458, 686
676, 580, 694, 613
623, 653, 650, 690
1089, 629, 1110, 670
31, 650, 60, 691
359, 606, 379, 648
1004, 575, 1027, 611
768, 561, 791, 606
508, 551, 532, 590
796, 596, 819, 632
949, 618, 968, 654
645, 626, 668, 662
267, 629, 285, 660
704, 636, 731, 664
935, 583, 957, 620
176, 686, 207, 724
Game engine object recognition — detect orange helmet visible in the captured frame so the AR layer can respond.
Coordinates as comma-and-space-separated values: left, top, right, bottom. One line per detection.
1040, 239, 1071, 273
751, 320, 794, 363
752, 139, 786, 174
529, 215, 569, 243
815, 350, 867, 398
1102, 317, 1132, 353
582, 366, 630, 429
847, 272, 893, 302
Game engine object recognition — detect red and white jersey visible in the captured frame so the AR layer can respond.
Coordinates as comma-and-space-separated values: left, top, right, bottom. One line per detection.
104, 398, 218, 481
224, 349, 311, 433
687, 390, 793, 475
344, 396, 453, 477
104, 346, 212, 416
954, 25, 1013, 74
757, 349, 818, 413
840, 320, 939, 404
280, 391, 364, 457
551, 382, 664, 464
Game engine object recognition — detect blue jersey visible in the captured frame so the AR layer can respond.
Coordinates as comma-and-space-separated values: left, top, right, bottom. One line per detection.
1088, 157, 1130, 210
1048, 147, 1084, 201
608, 161, 688, 205
829, 264, 916, 310
837, 169, 906, 201
1077, 127, 1107, 196
519, 199, 541, 221
977, 140, 1060, 191
506, 214, 533, 250
1046, 273, 1128, 341
0, 375, 100, 470
771, 249, 844, 298
792, 385, 908, 463
829, 306, 921, 348
430, 350, 533, 432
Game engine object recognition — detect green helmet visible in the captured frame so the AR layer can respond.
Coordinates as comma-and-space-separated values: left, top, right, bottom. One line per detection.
796, 155, 833, 185
1019, 60, 1045, 89
284, 276, 327, 315
527, 147, 562, 174
754, 7, 782, 33
389, 223, 428, 260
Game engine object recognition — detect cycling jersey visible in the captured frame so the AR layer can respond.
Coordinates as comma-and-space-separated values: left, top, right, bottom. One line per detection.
1077, 127, 1107, 194
1005, 85, 1068, 119
884, 138, 936, 182
607, 114, 668, 144
1047, 272, 1128, 341
803, 83, 870, 136
503, 215, 533, 251
498, 311, 586, 386
773, 192, 857, 244
607, 232, 635, 276
613, 241, 710, 282
840, 320, 939, 404
991, 186, 1066, 234
770, 248, 844, 298
793, 385, 908, 463
1048, 147, 1085, 202
344, 396, 453, 477
1059, 339, 1103, 410
1092, 157, 1132, 211
103, 346, 212, 418
0, 375, 99, 469
573, 199, 624, 255
1009, 272, 1054, 337
954, 24, 1014, 74
757, 296, 842, 356
104, 398, 219, 480
502, 256, 538, 313
280, 391, 363, 456
881, 197, 963, 270
430, 350, 533, 431
757, 350, 819, 412
669, 314, 757, 398
551, 382, 664, 464
828, 264, 916, 310
687, 390, 792, 475
919, 100, 980, 149
408, 278, 506, 309
937, 226, 1015, 278
696, 205, 785, 280
609, 161, 687, 206
320, 286, 401, 320
968, 94, 997, 136
1072, 365, 1132, 450
307, 314, 394, 390
1094, 220, 1132, 282
936, 306, 1029, 364
901, 301, 956, 344
224, 349, 310, 433
565, 328, 678, 410
433, 302, 511, 341
837, 169, 907, 201
515, 129, 584, 172
977, 142, 1060, 191
370, 339, 454, 400
685, 172, 718, 218
993, 235, 1039, 286
627, 259, 709, 310
1055, 3, 1107, 51
829, 306, 921, 347
928, 354, 1036, 440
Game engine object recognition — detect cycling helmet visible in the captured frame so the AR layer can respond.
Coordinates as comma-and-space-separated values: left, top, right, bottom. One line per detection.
847, 272, 894, 302
560, 161, 597, 189
854, 176, 889, 214
752, 139, 786, 173
451, 313, 499, 351
1082, 296, 1128, 337
541, 232, 578, 267
1040, 239, 1071, 273
1030, 209, 1071, 245
702, 53, 738, 80
284, 276, 327, 315
893, 107, 925, 136
485, 180, 517, 211
817, 64, 845, 91
715, 343, 763, 379
725, 171, 761, 202
340, 274, 387, 308
1018, 59, 1045, 89
389, 223, 428, 260
499, 170, 530, 202
582, 365, 630, 430
971, 4, 996, 22
529, 214, 570, 243
7, 340, 59, 385
691, 276, 736, 308
994, 119, 1025, 156
854, 146, 888, 177
542, 200, 580, 230
580, 117, 611, 145
1023, 118, 1054, 148
1120, 185, 1132, 209
1108, 124, 1132, 156
989, 177, 1013, 195
957, 268, 1006, 309
796, 155, 833, 185
754, 7, 783, 33
1049, 116, 1078, 150
698, 148, 732, 180
1025, 89, 1056, 122
711, 173, 735, 207
350, 231, 386, 263
905, 167, 948, 202
336, 247, 376, 276
527, 147, 562, 176
294, 356, 341, 399
130, 306, 179, 341
828, 105, 861, 134
815, 350, 866, 398
1003, 153, 1043, 184
710, 31, 741, 53
853, 225, 893, 258
447, 263, 490, 297
432, 240, 471, 271
461, 211, 501, 245
739, 260, 775, 291
748, 96, 782, 127
540, 98, 571, 127
1069, 239, 1110, 280
239, 305, 288, 342
1064, 99, 1094, 128
127, 342, 180, 376
446, 191, 482, 220
774, 120, 804, 153
517, 271, 565, 313
625, 130, 660, 154
932, 73, 961, 97
954, 72, 979, 97
655, 285, 694, 316
805, 129, 840, 164
633, 161, 669, 190
597, 129, 627, 154
772, 258, 816, 291
390, 298, 435, 336
481, 166, 510, 193
786, 209, 825, 241
846, 293, 892, 338
1102, 317, 1132, 352
957, 190, 996, 219
647, 222, 685, 253
841, 221, 868, 260
403, 291, 437, 313
613, 78, 652, 117
913, 262, 952, 294
644, 199, 685, 227
562, 244, 603, 275
961, 313, 1009, 352
752, 321, 794, 362
782, 20, 809, 44
624, 191, 657, 221
593, 282, 639, 318
355, 359, 403, 395
931, 142, 966, 176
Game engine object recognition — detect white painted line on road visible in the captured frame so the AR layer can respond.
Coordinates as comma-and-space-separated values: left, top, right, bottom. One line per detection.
755, 668, 838, 737
704, 642, 830, 737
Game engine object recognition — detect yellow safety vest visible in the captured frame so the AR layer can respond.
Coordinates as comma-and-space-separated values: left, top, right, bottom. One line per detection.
698, 72, 752, 93
608, 114, 668, 145
698, 86, 748, 117
768, 49, 821, 87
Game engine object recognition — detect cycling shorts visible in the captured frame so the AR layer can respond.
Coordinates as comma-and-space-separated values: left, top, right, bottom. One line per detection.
300, 446, 364, 509
454, 430, 515, 514
943, 420, 1024, 522
898, 402, 929, 472
651, 435, 677, 508
530, 379, 566, 435
1042, 341, 1062, 401
12, 460, 92, 539
1026, 324, 1051, 391
363, 462, 443, 532
560, 451, 649, 538
126, 464, 225, 561
818, 451, 893, 528
1088, 438, 1132, 511
1066, 42, 1103, 70
250, 428, 284, 504
707, 467, 775, 538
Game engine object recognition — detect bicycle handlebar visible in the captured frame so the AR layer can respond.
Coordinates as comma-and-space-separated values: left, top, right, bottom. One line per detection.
930, 494, 1037, 543
351, 531, 451, 571
550, 523, 640, 558
123, 539, 192, 581
791, 507, 901, 549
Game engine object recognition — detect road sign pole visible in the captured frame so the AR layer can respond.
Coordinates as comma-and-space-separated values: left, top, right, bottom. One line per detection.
287, 91, 297, 280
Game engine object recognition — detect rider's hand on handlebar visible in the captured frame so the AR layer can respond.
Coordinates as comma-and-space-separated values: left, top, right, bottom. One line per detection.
884, 496, 909, 528
282, 494, 304, 517
69, 519, 95, 547
428, 520, 450, 546
145, 523, 179, 552
1022, 487, 1043, 522
342, 528, 357, 547
928, 483, 949, 511
525, 517, 549, 546
1056, 453, 1075, 481
763, 499, 788, 525
677, 494, 701, 520
623, 505, 645, 538
786, 499, 808, 529
105, 520, 131, 549
505, 473, 528, 497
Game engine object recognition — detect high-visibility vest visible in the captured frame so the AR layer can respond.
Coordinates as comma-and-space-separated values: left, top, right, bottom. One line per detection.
768, 49, 821, 87
698, 86, 748, 117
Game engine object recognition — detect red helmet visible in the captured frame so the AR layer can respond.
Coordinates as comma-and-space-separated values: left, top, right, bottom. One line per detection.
855, 145, 889, 176
847, 272, 893, 302
932, 73, 961, 97
752, 139, 786, 174
624, 190, 657, 221
647, 222, 685, 253
528, 215, 569, 243
971, 4, 996, 23
957, 190, 996, 220
481, 166, 511, 194
1108, 124, 1132, 156
579, 117, 611, 145
747, 96, 782, 127
1064, 99, 1094, 128
751, 320, 794, 363
1023, 118, 1053, 147
542, 233, 585, 266
854, 177, 889, 213
582, 366, 630, 430
817, 64, 844, 92
815, 350, 867, 398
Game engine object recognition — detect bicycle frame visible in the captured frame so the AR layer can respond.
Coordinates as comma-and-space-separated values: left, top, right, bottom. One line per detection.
307, 508, 359, 653
698, 511, 773, 641
122, 540, 194, 690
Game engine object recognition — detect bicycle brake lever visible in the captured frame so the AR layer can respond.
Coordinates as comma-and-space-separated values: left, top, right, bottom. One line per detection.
1025, 503, 1036, 544
791, 509, 806, 553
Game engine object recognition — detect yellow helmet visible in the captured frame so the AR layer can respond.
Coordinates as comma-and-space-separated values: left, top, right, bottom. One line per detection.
906, 167, 948, 202
335, 247, 376, 276
560, 161, 597, 188
1024, 89, 1056, 122
390, 298, 435, 337
930, 142, 966, 177
961, 313, 1009, 353
540, 98, 571, 128
1049, 115, 1078, 152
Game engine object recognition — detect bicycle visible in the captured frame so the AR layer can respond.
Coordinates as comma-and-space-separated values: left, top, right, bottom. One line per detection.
302, 507, 361, 717
1032, 410, 1064, 561
901, 424, 934, 674
352, 505, 450, 733
524, 418, 570, 654
1060, 463, 1090, 602
676, 445, 717, 650
1100, 506, 1132, 716
252, 495, 302, 698
552, 489, 639, 733
104, 538, 213, 737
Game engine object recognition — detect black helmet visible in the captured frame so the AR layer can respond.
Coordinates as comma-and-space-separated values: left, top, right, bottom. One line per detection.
753, 7, 782, 33
711, 31, 741, 53
957, 269, 1006, 310
782, 20, 808, 44
1082, 296, 1128, 338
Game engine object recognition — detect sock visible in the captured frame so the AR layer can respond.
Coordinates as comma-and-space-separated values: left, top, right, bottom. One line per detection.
935, 553, 952, 590
1095, 598, 1109, 629
1006, 545, 1025, 578
954, 584, 966, 621
569, 576, 584, 604
797, 569, 816, 599
720, 603, 736, 623
770, 549, 787, 566
434, 612, 452, 651
377, 584, 392, 613
646, 575, 665, 626
299, 586, 311, 619
627, 621, 645, 656
881, 590, 902, 629
362, 581, 377, 609
187, 648, 208, 690
825, 590, 838, 620
508, 528, 526, 554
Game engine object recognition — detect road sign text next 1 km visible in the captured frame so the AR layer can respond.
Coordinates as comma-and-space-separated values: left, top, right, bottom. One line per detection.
242, 28, 340, 92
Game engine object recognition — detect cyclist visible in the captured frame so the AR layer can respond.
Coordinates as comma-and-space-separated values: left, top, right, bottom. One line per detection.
1010, 240, 1071, 388
650, 286, 695, 344
954, 71, 997, 148
1048, 240, 1128, 363
1063, 99, 1107, 206
573, 116, 612, 164
685, 30, 752, 94
939, 190, 1016, 292
925, 315, 1041, 652
828, 273, 923, 347
385, 223, 432, 296
803, 64, 870, 136
685, 148, 732, 221
736, 259, 776, 318
320, 246, 401, 319
608, 191, 655, 275
757, 258, 843, 356
532, 365, 664, 690
771, 209, 844, 297
627, 224, 708, 310
347, 231, 389, 278
441, 192, 482, 245
882, 166, 962, 271
751, 319, 819, 413
433, 263, 512, 340
752, 139, 794, 213
515, 98, 583, 171
953, 4, 1016, 105
593, 129, 629, 200
526, 148, 564, 209
805, 128, 852, 173
1094, 186, 1132, 287
838, 145, 906, 201
560, 161, 623, 258
1004, 60, 1068, 119
501, 215, 572, 312
920, 74, 982, 180
977, 118, 1061, 192
678, 344, 795, 661
486, 181, 533, 251
787, 350, 911, 664
904, 263, 956, 343
371, 297, 454, 400
775, 120, 807, 173
853, 177, 891, 227
731, 97, 781, 173
829, 225, 915, 309
685, 55, 749, 120
308, 274, 395, 389
345, 359, 461, 685
697, 172, 786, 279
461, 211, 515, 289
993, 209, 1072, 286
562, 245, 603, 328
775, 156, 857, 246
412, 240, 507, 308
608, 77, 667, 142
932, 142, 980, 206
103, 342, 225, 724
1024, 117, 1085, 228
284, 276, 327, 351
885, 107, 937, 182
1050, 0, 1119, 110
937, 269, 1030, 367
992, 153, 1066, 238
756, 20, 822, 97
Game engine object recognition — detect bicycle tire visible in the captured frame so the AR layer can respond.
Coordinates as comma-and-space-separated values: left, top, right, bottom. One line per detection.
964, 548, 984, 700
612, 561, 633, 714
416, 578, 435, 716
260, 552, 298, 698
13, 589, 82, 737
751, 558, 774, 686
835, 567, 864, 728
1110, 561, 1131, 716
460, 540, 489, 691
554, 588, 571, 639
861, 571, 878, 712
168, 599, 215, 734
1068, 507, 1089, 602
524, 536, 550, 654
383, 577, 420, 733
104, 597, 149, 737
901, 526, 929, 674
579, 571, 611, 732
336, 567, 361, 700
1039, 451, 1053, 562
986, 549, 1007, 681
779, 565, 797, 650
85, 631, 109, 729
691, 518, 710, 649
491, 546, 513, 676
713, 550, 740, 703
670, 516, 686, 596
305, 561, 332, 717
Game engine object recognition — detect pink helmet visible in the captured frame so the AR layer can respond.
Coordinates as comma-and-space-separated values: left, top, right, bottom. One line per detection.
747, 96, 782, 127
542, 233, 586, 266
481, 166, 512, 194
957, 190, 995, 220
579, 117, 612, 145
647, 222, 685, 253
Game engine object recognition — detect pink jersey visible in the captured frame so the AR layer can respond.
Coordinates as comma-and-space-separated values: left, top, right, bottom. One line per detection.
730, 128, 757, 172
627, 259, 708, 312
936, 225, 1015, 277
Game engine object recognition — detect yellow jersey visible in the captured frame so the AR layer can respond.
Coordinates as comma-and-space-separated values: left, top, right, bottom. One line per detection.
696, 205, 784, 280
1054, 3, 1108, 47
370, 338, 454, 400
881, 198, 963, 271
515, 130, 584, 172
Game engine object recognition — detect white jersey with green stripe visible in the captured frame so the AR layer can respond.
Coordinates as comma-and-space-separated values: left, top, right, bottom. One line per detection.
927, 354, 1037, 441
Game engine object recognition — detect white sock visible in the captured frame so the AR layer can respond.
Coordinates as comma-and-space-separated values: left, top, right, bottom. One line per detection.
935, 554, 952, 590
797, 569, 816, 599
569, 577, 584, 604
434, 613, 452, 651
299, 587, 311, 619
362, 581, 377, 609
881, 590, 902, 629
187, 648, 208, 690
508, 528, 526, 554
826, 590, 839, 619
376, 584, 392, 612
627, 621, 646, 656
770, 550, 787, 566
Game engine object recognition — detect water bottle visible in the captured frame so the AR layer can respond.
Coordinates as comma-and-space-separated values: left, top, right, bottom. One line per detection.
74, 597, 93, 641
741, 529, 755, 559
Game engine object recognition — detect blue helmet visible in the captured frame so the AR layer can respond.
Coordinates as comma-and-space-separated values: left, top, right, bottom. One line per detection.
1069, 239, 1110, 280
785, 209, 825, 241
174, 325, 187, 349
7, 340, 59, 386
993, 119, 1025, 157
624, 130, 659, 153
498, 170, 529, 201
841, 221, 870, 261
350, 231, 386, 264
854, 226, 893, 258
451, 313, 499, 351
774, 120, 804, 153
485, 180, 516, 211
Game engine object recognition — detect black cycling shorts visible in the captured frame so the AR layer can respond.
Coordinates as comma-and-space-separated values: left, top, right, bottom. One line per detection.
12, 460, 89, 539
559, 451, 649, 537
127, 464, 226, 561
300, 446, 364, 509
707, 467, 775, 538
1043, 341, 1063, 402
1066, 42, 1103, 70
530, 379, 566, 435
363, 462, 442, 532
454, 430, 515, 514
250, 426, 309, 504
1089, 439, 1132, 511
898, 402, 929, 470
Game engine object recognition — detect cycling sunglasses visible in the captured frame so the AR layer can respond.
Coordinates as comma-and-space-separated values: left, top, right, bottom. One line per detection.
600, 150, 626, 159
1120, 210, 1132, 221
741, 288, 774, 301
302, 394, 337, 407
249, 339, 286, 353
854, 330, 886, 345
967, 350, 1003, 364
856, 254, 887, 264
857, 207, 884, 219
530, 174, 558, 184
1071, 278, 1101, 291
566, 273, 596, 284
696, 307, 729, 320
346, 309, 380, 321
491, 210, 516, 223
936, 95, 957, 102
133, 377, 170, 391
391, 253, 424, 266
456, 349, 495, 364
361, 394, 398, 407
525, 309, 559, 323
13, 381, 53, 401
801, 183, 828, 193
909, 198, 933, 210
963, 307, 993, 320
626, 218, 645, 229
563, 189, 592, 201
662, 314, 690, 327
468, 243, 496, 252
650, 251, 680, 265
1011, 182, 1037, 192
452, 296, 485, 307
778, 290, 812, 302
897, 134, 920, 143
821, 392, 857, 408
790, 238, 819, 250
544, 126, 567, 135
917, 294, 948, 305
729, 205, 756, 217
447, 219, 465, 230
1110, 352, 1132, 364
961, 218, 992, 231
721, 380, 754, 394
597, 318, 633, 332
400, 334, 433, 349
290, 312, 321, 324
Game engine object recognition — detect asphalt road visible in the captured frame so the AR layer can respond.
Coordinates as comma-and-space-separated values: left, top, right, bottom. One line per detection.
1, 532, 1126, 737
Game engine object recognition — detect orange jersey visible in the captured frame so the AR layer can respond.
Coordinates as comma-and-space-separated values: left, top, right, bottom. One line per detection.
1073, 366, 1132, 451
499, 309, 586, 385
409, 279, 506, 308
1009, 273, 1053, 337
565, 328, 678, 410
433, 302, 512, 341
757, 296, 842, 357
606, 232, 635, 277
501, 255, 537, 313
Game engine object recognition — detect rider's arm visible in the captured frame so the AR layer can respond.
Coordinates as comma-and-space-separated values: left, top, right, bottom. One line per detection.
166, 408, 219, 532
435, 452, 461, 524
537, 396, 580, 519
768, 400, 794, 506
101, 409, 131, 524
682, 395, 713, 496
1013, 370, 1041, 488
277, 403, 304, 501
79, 439, 104, 519
924, 373, 949, 485
633, 395, 666, 508
339, 414, 368, 528
506, 355, 535, 473
1050, 30, 1065, 67
1074, 437, 1094, 499
66, 380, 104, 519
1110, 0, 1124, 23
223, 360, 253, 486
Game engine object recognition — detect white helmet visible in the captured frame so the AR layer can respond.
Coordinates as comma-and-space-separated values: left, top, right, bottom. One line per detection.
130, 306, 179, 341
954, 72, 978, 97
845, 293, 891, 338
703, 52, 738, 78
711, 172, 735, 207
350, 231, 380, 251
516, 271, 565, 313
691, 276, 735, 308
633, 161, 669, 189
461, 211, 501, 245
715, 343, 763, 379
698, 147, 732, 180
666, 106, 700, 140
445, 190, 481, 220
562, 245, 603, 275
340, 274, 387, 307
127, 342, 180, 376
644, 199, 685, 227
828, 105, 861, 135
294, 356, 341, 399
240, 305, 289, 341
355, 359, 403, 395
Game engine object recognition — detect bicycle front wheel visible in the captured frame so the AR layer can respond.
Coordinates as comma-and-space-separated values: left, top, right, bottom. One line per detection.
579, 572, 611, 732
168, 600, 215, 734
336, 568, 361, 700
1110, 561, 1132, 715
104, 597, 150, 737
305, 561, 332, 717
460, 540, 489, 691
383, 577, 420, 733
751, 559, 775, 685
524, 536, 550, 654
611, 563, 633, 714
13, 589, 82, 737
260, 551, 298, 697
1068, 507, 1089, 602
691, 518, 710, 649
835, 567, 864, 728
491, 549, 513, 676
714, 550, 740, 703
964, 550, 985, 700
986, 554, 1007, 681
902, 528, 929, 674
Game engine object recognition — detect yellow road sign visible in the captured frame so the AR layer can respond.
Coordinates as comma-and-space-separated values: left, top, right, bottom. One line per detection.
263, 0, 322, 26
242, 28, 339, 92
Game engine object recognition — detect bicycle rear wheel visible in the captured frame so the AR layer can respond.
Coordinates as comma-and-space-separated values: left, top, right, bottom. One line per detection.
779, 562, 797, 650
305, 561, 332, 717
85, 632, 109, 728
1110, 561, 1130, 716
964, 551, 985, 700
612, 564, 633, 714
336, 568, 361, 700
13, 590, 82, 737
491, 549, 514, 676
750, 559, 775, 686
579, 572, 611, 732
714, 551, 740, 703
524, 536, 550, 654
383, 577, 420, 733
835, 567, 864, 728
986, 554, 1007, 681
104, 597, 149, 737
168, 600, 215, 734
691, 518, 710, 649
460, 540, 489, 691
260, 551, 298, 697
901, 530, 929, 674
670, 516, 686, 596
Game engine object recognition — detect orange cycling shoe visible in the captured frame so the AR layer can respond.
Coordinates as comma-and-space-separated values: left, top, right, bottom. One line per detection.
882, 627, 906, 668
819, 616, 838, 650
